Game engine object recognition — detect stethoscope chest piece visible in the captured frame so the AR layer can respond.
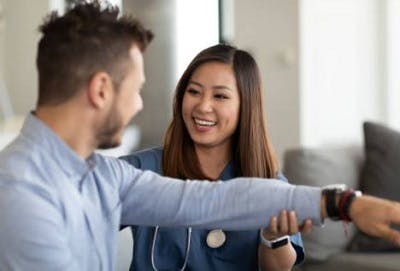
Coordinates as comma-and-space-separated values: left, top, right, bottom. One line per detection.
206, 229, 226, 248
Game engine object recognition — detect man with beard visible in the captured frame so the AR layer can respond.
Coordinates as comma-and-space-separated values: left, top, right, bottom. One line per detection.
0, 1, 400, 270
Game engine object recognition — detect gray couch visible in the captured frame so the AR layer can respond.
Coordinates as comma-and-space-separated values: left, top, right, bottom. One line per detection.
283, 145, 400, 271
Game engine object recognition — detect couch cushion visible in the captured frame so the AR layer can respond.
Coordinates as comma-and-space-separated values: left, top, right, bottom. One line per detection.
284, 146, 363, 261
348, 122, 400, 252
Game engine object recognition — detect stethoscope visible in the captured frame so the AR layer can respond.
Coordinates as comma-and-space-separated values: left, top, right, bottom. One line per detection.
150, 226, 226, 271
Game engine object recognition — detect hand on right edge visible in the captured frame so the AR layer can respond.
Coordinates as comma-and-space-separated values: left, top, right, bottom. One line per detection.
350, 195, 400, 246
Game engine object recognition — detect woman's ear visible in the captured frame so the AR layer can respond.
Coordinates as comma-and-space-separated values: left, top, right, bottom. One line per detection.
87, 71, 114, 109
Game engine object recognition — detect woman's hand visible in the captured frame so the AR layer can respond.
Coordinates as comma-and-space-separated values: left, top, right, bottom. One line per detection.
262, 210, 313, 240
258, 210, 313, 271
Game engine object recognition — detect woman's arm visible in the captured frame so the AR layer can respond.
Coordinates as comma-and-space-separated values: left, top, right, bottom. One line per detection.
258, 242, 296, 271
258, 210, 312, 271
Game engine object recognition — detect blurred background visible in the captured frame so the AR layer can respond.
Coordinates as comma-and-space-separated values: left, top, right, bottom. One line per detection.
0, 0, 400, 269
1, 0, 399, 161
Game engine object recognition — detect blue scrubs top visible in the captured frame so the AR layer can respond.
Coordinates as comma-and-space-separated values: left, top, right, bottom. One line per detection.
120, 147, 304, 271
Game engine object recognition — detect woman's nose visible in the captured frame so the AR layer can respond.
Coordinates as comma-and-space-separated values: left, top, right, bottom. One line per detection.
196, 96, 213, 113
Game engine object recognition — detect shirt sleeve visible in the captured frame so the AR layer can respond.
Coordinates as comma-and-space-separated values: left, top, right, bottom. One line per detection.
119, 152, 147, 231
115, 159, 323, 230
290, 233, 305, 265
0, 181, 78, 271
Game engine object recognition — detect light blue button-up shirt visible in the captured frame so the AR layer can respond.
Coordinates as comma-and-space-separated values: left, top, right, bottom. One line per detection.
0, 114, 322, 271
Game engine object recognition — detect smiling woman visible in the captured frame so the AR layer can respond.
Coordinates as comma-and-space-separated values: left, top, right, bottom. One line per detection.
120, 44, 306, 271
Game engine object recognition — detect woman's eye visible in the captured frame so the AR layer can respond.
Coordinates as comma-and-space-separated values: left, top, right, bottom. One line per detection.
215, 94, 228, 100
187, 88, 199, 95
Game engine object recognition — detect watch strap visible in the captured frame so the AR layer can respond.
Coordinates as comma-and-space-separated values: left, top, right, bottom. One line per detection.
339, 189, 362, 221
259, 229, 290, 249
322, 184, 347, 221
322, 185, 362, 221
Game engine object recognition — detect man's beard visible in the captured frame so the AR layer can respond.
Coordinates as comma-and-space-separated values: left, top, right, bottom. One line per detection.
97, 108, 125, 150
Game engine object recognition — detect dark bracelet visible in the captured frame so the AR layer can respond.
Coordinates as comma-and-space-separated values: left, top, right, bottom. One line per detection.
322, 185, 362, 221
339, 190, 362, 222
323, 188, 341, 220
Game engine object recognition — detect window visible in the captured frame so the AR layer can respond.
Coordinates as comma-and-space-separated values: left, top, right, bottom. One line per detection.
300, 0, 400, 146
175, 0, 219, 82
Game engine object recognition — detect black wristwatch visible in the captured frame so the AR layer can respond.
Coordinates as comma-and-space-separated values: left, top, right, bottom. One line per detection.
322, 184, 362, 221
322, 184, 347, 220
259, 229, 290, 249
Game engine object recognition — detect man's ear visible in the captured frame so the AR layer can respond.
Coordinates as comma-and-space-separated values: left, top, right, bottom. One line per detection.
87, 72, 114, 109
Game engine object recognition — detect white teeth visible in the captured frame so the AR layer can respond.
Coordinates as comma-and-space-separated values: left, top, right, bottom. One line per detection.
194, 118, 216, 126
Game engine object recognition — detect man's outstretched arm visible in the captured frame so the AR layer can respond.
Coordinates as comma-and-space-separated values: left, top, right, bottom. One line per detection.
119, 165, 323, 229
118, 160, 400, 247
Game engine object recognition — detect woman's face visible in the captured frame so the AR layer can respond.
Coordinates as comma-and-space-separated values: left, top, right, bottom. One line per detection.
182, 61, 240, 150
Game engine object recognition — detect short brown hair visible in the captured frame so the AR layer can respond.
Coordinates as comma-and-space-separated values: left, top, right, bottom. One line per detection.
163, 44, 278, 180
37, 0, 153, 105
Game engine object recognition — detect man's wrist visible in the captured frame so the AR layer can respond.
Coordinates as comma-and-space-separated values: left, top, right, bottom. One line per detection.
322, 185, 362, 221
341, 190, 363, 221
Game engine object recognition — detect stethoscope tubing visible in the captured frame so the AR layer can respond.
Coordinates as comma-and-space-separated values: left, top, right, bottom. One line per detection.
151, 226, 192, 271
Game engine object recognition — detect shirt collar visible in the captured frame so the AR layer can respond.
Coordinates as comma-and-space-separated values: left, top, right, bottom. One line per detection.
219, 160, 238, 180
21, 113, 97, 178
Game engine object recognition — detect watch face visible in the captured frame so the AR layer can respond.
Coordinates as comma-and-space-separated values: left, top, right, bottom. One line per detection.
271, 237, 289, 249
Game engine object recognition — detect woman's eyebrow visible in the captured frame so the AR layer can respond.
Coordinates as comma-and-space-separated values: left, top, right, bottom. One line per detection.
188, 80, 232, 92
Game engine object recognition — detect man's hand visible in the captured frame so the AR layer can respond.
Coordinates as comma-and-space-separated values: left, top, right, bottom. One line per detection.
350, 195, 400, 246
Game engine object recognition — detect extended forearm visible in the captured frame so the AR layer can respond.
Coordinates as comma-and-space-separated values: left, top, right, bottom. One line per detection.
121, 170, 323, 229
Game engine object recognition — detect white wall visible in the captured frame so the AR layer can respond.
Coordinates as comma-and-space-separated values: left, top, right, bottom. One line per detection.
0, 2, 5, 79
300, 0, 384, 147
386, 0, 400, 130
233, 0, 395, 162
2, 0, 47, 114
234, 0, 301, 162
